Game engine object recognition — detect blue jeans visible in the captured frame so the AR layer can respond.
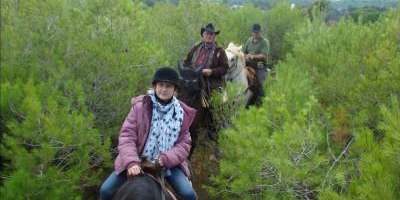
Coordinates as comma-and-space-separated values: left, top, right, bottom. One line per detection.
165, 167, 197, 200
100, 167, 196, 200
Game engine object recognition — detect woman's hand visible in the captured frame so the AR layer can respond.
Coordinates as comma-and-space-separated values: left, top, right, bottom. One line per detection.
127, 165, 141, 177
158, 157, 164, 167
202, 69, 212, 77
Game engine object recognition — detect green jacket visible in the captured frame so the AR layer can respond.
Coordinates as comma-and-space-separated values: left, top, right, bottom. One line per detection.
243, 36, 271, 65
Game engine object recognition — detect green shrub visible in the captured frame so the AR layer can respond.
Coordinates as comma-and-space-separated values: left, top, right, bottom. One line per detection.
0, 79, 111, 199
211, 9, 400, 200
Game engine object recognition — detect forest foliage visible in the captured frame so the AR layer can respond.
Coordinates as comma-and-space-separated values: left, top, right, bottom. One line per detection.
1, 0, 399, 199
211, 7, 400, 200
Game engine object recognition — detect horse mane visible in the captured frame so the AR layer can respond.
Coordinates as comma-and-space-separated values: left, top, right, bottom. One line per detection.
113, 175, 162, 200
113, 174, 176, 200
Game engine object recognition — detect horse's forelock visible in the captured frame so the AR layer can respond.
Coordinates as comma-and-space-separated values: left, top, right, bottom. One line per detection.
226, 45, 245, 65
226, 43, 242, 57
227, 42, 235, 49
225, 50, 233, 60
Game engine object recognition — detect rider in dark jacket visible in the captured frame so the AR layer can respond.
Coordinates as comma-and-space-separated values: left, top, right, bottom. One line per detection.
183, 23, 229, 96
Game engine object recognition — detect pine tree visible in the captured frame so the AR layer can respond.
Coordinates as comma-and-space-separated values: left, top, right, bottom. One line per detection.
0, 79, 111, 199
211, 9, 400, 200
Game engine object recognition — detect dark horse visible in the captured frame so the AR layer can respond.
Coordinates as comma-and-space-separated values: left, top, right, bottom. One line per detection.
177, 62, 205, 110
176, 62, 215, 156
113, 159, 177, 200
112, 175, 173, 200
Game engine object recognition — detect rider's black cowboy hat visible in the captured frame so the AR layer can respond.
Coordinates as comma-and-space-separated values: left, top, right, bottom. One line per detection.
200, 23, 220, 36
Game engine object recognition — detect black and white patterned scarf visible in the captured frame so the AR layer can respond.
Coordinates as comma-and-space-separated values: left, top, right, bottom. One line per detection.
142, 92, 184, 162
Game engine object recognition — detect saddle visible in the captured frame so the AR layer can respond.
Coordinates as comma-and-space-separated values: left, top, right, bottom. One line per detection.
245, 66, 258, 90
140, 158, 179, 200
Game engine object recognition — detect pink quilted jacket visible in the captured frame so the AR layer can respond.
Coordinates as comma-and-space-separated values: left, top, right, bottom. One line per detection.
114, 95, 197, 177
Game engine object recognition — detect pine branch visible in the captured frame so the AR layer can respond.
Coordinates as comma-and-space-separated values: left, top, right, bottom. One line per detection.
8, 103, 26, 121
321, 137, 354, 188
326, 124, 336, 160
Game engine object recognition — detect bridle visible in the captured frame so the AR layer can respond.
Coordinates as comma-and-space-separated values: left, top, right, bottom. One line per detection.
226, 49, 242, 82
139, 158, 178, 200
141, 172, 178, 200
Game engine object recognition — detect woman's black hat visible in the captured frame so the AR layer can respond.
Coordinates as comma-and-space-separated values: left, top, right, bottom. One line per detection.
152, 67, 180, 87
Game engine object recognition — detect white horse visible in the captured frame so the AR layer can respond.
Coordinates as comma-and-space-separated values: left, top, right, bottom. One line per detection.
224, 42, 255, 105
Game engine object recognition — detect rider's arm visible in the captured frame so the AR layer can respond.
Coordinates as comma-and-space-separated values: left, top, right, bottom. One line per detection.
254, 39, 270, 62
183, 44, 198, 67
118, 97, 141, 170
158, 128, 192, 168
252, 53, 267, 60
210, 48, 229, 77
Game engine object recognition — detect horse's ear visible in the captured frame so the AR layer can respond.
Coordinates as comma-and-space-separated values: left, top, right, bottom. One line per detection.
177, 60, 184, 73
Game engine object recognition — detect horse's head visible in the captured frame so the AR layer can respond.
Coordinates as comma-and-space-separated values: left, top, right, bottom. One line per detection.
225, 42, 246, 81
177, 61, 203, 108
113, 157, 174, 200
113, 176, 174, 200
225, 42, 243, 66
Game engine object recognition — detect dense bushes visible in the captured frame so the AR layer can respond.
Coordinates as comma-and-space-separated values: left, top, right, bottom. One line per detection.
0, 78, 112, 198
0, 0, 306, 198
1, 0, 305, 139
211, 9, 399, 200
3, 0, 397, 199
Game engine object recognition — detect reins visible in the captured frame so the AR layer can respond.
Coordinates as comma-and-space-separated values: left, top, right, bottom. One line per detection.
141, 172, 179, 200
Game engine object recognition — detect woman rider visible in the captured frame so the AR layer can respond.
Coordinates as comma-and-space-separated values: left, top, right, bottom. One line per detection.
100, 67, 197, 200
